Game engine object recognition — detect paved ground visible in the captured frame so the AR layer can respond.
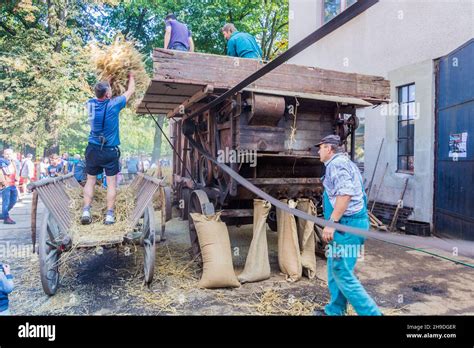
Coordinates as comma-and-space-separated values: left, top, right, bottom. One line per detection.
1, 193, 473, 315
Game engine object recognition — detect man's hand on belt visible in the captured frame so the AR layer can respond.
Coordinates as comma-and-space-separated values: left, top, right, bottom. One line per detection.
322, 226, 335, 243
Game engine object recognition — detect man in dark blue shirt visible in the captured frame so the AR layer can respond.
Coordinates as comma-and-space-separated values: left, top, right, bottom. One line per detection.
81, 73, 135, 225
164, 13, 194, 52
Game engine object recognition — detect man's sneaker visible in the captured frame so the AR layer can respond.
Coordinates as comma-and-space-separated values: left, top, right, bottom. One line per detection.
81, 208, 92, 225
104, 210, 115, 225
4, 217, 16, 225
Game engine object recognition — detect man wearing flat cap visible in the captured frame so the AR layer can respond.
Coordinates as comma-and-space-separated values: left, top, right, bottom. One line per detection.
315, 134, 381, 316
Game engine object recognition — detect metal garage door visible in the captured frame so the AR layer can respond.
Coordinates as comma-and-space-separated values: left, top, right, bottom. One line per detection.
434, 39, 474, 241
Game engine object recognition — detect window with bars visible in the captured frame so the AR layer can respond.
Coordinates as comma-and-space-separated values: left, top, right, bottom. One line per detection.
323, 0, 358, 23
397, 84, 415, 172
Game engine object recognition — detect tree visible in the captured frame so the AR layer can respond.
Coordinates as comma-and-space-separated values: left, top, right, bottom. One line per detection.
0, 0, 289, 158
95, 0, 288, 159
0, 0, 106, 154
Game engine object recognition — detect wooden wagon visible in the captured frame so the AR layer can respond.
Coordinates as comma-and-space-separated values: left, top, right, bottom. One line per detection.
137, 49, 390, 259
28, 173, 165, 295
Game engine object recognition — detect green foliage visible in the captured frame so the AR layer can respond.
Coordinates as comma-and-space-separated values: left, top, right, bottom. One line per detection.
98, 0, 288, 60
0, 0, 288, 156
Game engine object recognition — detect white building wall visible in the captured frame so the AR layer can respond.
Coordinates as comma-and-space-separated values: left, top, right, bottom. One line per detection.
289, 0, 474, 223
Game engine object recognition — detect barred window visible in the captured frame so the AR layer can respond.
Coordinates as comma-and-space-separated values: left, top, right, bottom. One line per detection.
397, 84, 416, 172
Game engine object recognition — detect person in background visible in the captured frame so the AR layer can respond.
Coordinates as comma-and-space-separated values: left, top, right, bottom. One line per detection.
126, 156, 139, 180
72, 154, 86, 184
142, 156, 151, 172
12, 152, 21, 176
138, 157, 144, 173
164, 13, 194, 52
62, 153, 73, 174
0, 263, 14, 315
39, 157, 49, 179
47, 154, 64, 177
19, 153, 34, 199
11, 152, 22, 201
221, 23, 263, 59
32, 156, 40, 182
0, 149, 19, 225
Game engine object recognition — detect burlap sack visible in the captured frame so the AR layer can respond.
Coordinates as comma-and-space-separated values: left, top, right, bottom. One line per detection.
296, 199, 317, 279
238, 199, 271, 283
277, 199, 302, 282
190, 212, 240, 289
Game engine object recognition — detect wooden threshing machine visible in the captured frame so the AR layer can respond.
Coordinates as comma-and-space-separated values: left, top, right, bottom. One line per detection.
137, 49, 390, 258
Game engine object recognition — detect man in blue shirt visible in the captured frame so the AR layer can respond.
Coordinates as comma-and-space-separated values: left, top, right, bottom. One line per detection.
315, 134, 381, 316
164, 13, 194, 52
222, 23, 263, 59
81, 73, 135, 225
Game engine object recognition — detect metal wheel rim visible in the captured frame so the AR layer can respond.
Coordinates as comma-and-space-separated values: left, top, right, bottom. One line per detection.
142, 206, 156, 284
39, 211, 60, 295
188, 190, 210, 263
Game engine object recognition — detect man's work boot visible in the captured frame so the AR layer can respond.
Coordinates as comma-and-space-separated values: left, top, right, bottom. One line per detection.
81, 206, 92, 225
104, 210, 115, 225
4, 217, 16, 225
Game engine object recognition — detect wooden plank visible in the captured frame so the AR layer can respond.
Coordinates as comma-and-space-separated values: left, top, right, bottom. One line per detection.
140, 102, 182, 109
141, 95, 192, 103
146, 81, 203, 96
167, 85, 214, 118
151, 49, 390, 101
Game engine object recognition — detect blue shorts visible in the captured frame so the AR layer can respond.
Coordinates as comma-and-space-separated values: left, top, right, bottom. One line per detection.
85, 143, 120, 177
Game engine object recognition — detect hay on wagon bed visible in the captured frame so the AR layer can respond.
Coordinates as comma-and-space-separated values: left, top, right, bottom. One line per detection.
66, 186, 137, 247
88, 35, 150, 108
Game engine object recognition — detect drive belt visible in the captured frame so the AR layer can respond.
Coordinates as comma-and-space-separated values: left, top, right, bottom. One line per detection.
184, 131, 474, 260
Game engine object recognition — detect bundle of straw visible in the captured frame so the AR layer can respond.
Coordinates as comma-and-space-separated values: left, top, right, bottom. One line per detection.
88, 35, 150, 108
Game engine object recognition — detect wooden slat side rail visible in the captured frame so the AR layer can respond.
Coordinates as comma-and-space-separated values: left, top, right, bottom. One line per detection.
28, 174, 80, 237
127, 174, 164, 228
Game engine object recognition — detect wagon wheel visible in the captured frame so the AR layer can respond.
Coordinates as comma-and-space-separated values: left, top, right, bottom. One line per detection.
267, 209, 278, 232
140, 204, 156, 285
188, 190, 212, 264
160, 186, 172, 241
39, 210, 61, 296
198, 156, 213, 186
180, 187, 191, 221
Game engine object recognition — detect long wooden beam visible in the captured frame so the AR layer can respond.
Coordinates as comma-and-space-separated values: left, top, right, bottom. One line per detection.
166, 85, 214, 118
